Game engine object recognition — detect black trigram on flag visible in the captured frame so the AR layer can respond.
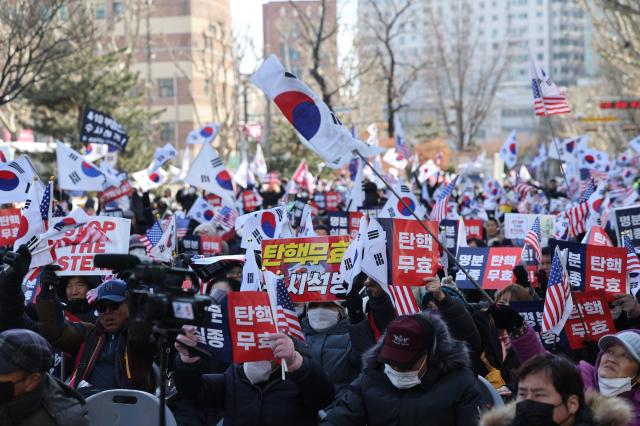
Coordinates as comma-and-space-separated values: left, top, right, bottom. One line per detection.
210, 158, 223, 168
386, 207, 396, 218
9, 161, 24, 174
251, 229, 262, 243
368, 230, 380, 240
374, 253, 384, 266
24, 199, 31, 209
344, 257, 353, 270
247, 272, 254, 283
69, 171, 81, 184
275, 208, 284, 221
201, 175, 210, 183
68, 152, 79, 162
400, 185, 410, 193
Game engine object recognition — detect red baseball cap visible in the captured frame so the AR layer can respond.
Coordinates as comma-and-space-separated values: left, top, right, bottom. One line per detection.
379, 316, 433, 369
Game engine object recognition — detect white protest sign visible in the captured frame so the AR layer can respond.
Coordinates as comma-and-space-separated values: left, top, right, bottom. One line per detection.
54, 217, 130, 276
504, 213, 555, 240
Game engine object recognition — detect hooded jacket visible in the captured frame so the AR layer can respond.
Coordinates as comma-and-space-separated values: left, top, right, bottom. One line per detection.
323, 314, 484, 426
0, 374, 89, 426
479, 391, 632, 426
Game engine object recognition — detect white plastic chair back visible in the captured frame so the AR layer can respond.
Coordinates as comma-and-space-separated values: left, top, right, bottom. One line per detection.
86, 389, 177, 426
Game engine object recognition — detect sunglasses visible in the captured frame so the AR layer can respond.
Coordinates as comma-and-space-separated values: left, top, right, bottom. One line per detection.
96, 301, 123, 313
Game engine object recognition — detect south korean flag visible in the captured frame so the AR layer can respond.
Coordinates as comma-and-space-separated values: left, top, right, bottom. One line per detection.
187, 196, 217, 224
236, 206, 288, 252
240, 249, 262, 292
184, 142, 235, 205
378, 183, 426, 220
361, 218, 389, 292
340, 215, 367, 293
149, 216, 176, 263
56, 143, 110, 191
0, 157, 40, 204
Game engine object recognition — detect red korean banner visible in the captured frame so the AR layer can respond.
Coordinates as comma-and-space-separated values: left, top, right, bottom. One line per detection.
584, 245, 627, 300
0, 208, 21, 246
205, 193, 222, 208
227, 291, 277, 363
385, 219, 439, 286
324, 192, 340, 211
564, 290, 616, 350
482, 247, 521, 290
348, 212, 364, 239
241, 190, 260, 212
464, 219, 484, 240
262, 235, 350, 302
99, 181, 134, 204
200, 235, 223, 257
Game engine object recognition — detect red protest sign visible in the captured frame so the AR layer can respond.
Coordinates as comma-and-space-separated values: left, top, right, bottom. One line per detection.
464, 219, 484, 239
0, 208, 21, 246
584, 245, 627, 300
482, 247, 521, 290
227, 291, 277, 363
324, 192, 340, 211
205, 194, 222, 208
262, 235, 350, 302
241, 190, 260, 212
99, 181, 134, 204
388, 219, 439, 286
348, 212, 364, 239
200, 235, 223, 256
564, 290, 616, 350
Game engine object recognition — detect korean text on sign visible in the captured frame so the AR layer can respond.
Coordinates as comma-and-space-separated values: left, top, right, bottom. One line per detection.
564, 290, 616, 350
0, 208, 21, 246
227, 291, 277, 363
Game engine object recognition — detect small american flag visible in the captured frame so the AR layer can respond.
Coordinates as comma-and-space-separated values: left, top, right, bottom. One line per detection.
564, 202, 589, 237
624, 235, 640, 273
275, 276, 305, 342
578, 179, 596, 203
514, 182, 535, 200
389, 286, 420, 316
542, 248, 573, 335
430, 176, 458, 222
529, 47, 571, 116
140, 220, 163, 251
522, 217, 542, 264
213, 205, 239, 231
39, 182, 52, 228
394, 117, 411, 160
176, 217, 190, 238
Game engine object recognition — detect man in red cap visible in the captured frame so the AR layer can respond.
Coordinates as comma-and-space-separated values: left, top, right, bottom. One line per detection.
324, 314, 483, 425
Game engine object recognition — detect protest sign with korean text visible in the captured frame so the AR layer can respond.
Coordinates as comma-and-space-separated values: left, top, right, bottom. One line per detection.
262, 235, 349, 302
181, 235, 200, 255
241, 190, 261, 212
379, 219, 439, 286
80, 107, 129, 151
327, 212, 350, 236
504, 213, 555, 240
54, 217, 130, 276
464, 219, 484, 239
0, 208, 21, 246
613, 204, 640, 250
200, 235, 224, 256
455, 247, 489, 289
564, 290, 616, 350
99, 181, 133, 204
324, 192, 341, 211
194, 301, 232, 363
348, 212, 364, 239
483, 247, 521, 290
511, 301, 563, 351
227, 291, 277, 363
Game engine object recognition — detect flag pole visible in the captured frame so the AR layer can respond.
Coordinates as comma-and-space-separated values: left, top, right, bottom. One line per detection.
271, 269, 288, 381
353, 150, 494, 303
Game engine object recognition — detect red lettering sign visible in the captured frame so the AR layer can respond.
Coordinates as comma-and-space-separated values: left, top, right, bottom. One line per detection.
584, 245, 627, 300
482, 247, 522, 290
564, 290, 616, 350
200, 235, 223, 256
99, 181, 134, 204
348, 212, 364, 239
389, 219, 439, 286
0, 208, 21, 246
464, 219, 484, 240
324, 192, 340, 211
227, 291, 277, 363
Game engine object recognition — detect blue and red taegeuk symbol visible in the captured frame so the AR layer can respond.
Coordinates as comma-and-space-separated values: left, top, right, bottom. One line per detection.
149, 172, 161, 183
200, 126, 214, 138
397, 197, 416, 216
85, 145, 93, 155
261, 211, 277, 238
81, 162, 102, 178
566, 140, 575, 153
273, 91, 321, 140
583, 154, 595, 164
0, 170, 19, 191
203, 209, 214, 221
509, 143, 517, 155
215, 170, 233, 191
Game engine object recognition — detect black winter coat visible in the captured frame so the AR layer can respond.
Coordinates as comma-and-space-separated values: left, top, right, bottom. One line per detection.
173, 354, 335, 426
323, 314, 484, 426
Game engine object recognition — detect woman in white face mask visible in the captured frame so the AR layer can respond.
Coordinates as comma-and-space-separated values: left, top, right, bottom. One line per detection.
597, 334, 640, 399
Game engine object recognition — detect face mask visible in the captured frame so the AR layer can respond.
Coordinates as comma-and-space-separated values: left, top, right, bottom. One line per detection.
598, 376, 634, 397
307, 307, 339, 331
243, 361, 273, 385
515, 399, 563, 426
384, 357, 426, 389
0, 380, 14, 404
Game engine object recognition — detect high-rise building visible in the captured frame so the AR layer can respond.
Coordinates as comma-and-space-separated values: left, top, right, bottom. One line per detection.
96, 0, 236, 152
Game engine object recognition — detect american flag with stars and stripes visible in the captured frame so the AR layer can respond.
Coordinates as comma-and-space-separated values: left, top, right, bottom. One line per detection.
213, 205, 239, 231
522, 217, 542, 264
389, 286, 420, 316
529, 47, 571, 116
514, 182, 536, 200
39, 183, 52, 229
563, 180, 596, 238
578, 179, 596, 203
430, 175, 458, 222
140, 220, 164, 252
274, 276, 305, 342
542, 248, 573, 336
624, 235, 640, 273
176, 217, 190, 238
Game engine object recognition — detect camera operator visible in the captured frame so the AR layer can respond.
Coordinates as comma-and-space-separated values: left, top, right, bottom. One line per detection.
35, 278, 156, 393
173, 326, 335, 425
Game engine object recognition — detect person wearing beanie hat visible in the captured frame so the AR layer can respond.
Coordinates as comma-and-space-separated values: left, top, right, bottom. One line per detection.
324, 313, 483, 425
0, 329, 89, 425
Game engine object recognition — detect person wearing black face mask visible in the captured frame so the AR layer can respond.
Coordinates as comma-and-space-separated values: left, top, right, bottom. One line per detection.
54, 275, 99, 323
480, 353, 631, 426
0, 329, 88, 425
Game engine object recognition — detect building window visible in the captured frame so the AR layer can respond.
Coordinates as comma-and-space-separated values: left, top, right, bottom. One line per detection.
95, 0, 105, 19
113, 0, 124, 16
158, 78, 174, 97
159, 123, 175, 142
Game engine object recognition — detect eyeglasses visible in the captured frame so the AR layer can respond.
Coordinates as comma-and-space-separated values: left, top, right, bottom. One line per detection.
96, 301, 123, 313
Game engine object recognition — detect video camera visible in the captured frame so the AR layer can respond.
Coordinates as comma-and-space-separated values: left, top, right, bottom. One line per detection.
93, 254, 211, 328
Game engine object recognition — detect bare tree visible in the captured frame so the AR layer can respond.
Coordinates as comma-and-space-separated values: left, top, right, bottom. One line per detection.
0, 0, 80, 106
425, 0, 509, 151
363, 0, 424, 138
579, 0, 640, 92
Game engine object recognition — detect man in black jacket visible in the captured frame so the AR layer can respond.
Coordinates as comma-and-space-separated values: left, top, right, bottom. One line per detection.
174, 327, 335, 425
323, 314, 483, 426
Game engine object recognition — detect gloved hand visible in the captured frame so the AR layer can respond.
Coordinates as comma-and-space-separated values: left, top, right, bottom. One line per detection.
513, 265, 530, 287
487, 303, 524, 334
343, 287, 364, 323
38, 265, 61, 296
3, 244, 32, 279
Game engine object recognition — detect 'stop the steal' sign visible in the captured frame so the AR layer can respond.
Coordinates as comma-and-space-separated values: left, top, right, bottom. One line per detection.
80, 107, 129, 151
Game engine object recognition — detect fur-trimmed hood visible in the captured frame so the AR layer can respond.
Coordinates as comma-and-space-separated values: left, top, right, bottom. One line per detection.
480, 391, 632, 426
362, 313, 471, 377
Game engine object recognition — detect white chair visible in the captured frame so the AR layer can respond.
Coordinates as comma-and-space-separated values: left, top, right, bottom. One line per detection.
477, 375, 505, 408
86, 389, 177, 426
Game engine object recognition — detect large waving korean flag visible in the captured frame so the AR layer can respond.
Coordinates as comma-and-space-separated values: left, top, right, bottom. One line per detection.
251, 55, 382, 168
184, 142, 235, 205
0, 157, 39, 204
56, 143, 110, 192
